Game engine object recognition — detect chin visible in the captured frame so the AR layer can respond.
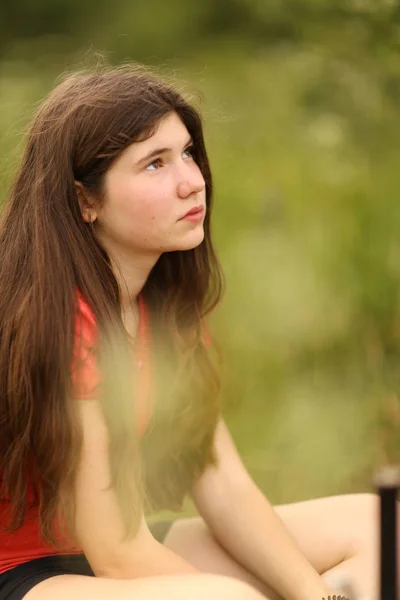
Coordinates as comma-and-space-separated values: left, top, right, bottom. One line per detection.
183, 227, 205, 250
170, 228, 205, 252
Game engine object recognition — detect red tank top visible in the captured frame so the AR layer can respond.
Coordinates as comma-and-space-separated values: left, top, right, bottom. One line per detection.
0, 292, 153, 575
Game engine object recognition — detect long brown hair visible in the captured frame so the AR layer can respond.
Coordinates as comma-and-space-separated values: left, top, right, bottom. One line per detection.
0, 64, 223, 543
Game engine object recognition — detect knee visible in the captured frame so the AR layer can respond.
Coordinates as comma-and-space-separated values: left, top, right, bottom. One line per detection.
351, 491, 400, 537
343, 493, 378, 554
340, 492, 377, 522
350, 493, 377, 519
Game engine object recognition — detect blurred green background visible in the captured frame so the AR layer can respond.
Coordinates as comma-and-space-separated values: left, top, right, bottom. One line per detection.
1, 0, 400, 509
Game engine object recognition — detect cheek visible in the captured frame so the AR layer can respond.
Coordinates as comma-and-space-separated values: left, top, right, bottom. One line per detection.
113, 181, 173, 230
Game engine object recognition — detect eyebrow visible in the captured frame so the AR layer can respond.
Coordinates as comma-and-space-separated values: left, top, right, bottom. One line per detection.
136, 137, 193, 166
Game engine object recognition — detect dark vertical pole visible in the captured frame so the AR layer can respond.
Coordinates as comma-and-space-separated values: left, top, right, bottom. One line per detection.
375, 467, 400, 600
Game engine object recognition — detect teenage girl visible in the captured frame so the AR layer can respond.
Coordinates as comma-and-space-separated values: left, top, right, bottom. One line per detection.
0, 65, 377, 600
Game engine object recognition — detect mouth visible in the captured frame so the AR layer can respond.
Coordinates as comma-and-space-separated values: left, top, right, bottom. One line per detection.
179, 205, 205, 221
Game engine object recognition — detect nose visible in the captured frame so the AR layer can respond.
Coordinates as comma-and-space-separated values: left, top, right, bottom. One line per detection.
176, 163, 205, 199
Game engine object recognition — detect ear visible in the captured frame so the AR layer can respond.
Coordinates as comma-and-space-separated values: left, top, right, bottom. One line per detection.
75, 181, 98, 223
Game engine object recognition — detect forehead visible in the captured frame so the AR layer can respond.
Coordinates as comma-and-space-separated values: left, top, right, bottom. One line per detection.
130, 112, 190, 157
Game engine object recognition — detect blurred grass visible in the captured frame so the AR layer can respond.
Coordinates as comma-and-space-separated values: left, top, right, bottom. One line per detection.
2, 36, 400, 518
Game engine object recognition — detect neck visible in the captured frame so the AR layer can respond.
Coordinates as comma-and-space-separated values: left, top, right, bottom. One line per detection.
110, 250, 160, 311
108, 249, 159, 341
94, 229, 161, 313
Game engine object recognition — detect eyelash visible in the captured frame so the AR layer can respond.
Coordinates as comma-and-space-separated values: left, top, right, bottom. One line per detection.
146, 146, 195, 171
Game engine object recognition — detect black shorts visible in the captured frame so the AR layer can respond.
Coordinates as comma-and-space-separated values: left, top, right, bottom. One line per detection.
0, 520, 173, 600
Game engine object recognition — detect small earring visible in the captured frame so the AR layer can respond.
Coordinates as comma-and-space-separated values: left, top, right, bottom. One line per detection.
86, 211, 96, 224
85, 213, 96, 233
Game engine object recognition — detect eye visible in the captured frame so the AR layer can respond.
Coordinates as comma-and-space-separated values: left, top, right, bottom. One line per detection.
145, 158, 163, 172
182, 146, 195, 160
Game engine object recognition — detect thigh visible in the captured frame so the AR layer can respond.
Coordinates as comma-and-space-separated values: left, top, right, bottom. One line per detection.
164, 517, 248, 574
274, 493, 378, 574
163, 495, 377, 577
163, 517, 278, 599
24, 572, 264, 600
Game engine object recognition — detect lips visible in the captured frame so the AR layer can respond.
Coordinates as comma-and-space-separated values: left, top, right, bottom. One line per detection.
180, 205, 204, 220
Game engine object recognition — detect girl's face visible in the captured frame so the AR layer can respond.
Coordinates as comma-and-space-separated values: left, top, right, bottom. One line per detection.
93, 111, 207, 259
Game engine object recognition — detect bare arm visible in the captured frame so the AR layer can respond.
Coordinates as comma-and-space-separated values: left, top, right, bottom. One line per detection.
192, 419, 330, 600
72, 399, 198, 579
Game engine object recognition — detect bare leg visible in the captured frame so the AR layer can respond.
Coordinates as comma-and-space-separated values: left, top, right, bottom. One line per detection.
24, 572, 265, 600
164, 494, 378, 600
275, 494, 378, 599
164, 517, 279, 599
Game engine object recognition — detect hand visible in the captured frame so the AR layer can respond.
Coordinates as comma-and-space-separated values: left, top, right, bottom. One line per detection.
323, 572, 357, 600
